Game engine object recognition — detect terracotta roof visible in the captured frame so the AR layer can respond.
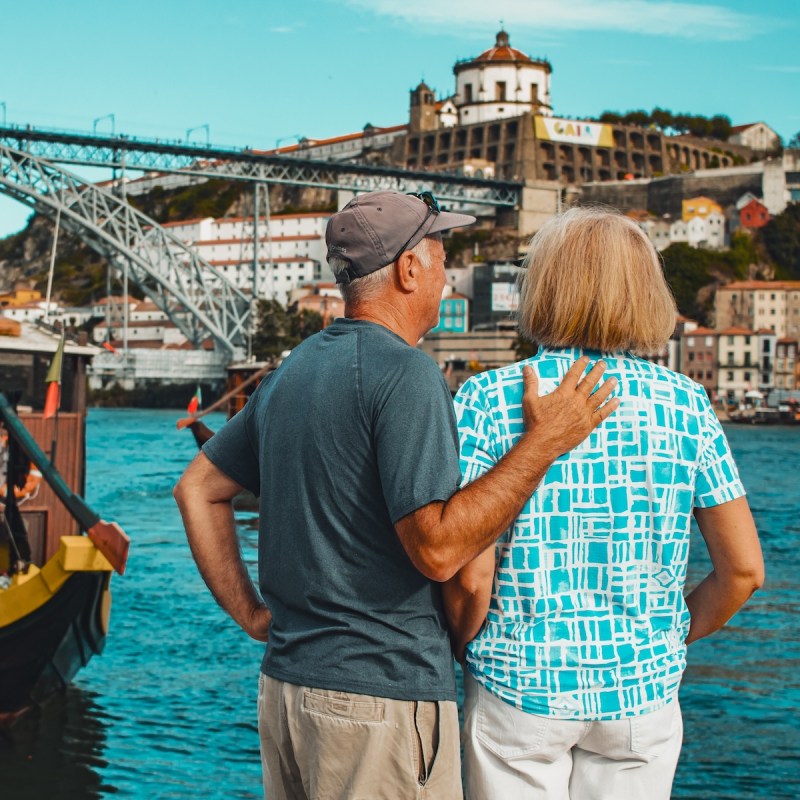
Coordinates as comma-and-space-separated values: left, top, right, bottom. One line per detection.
717, 327, 756, 335
470, 30, 535, 65
161, 218, 209, 228
718, 281, 800, 290
685, 326, 718, 335
755, 328, 776, 334
777, 337, 798, 344
214, 213, 329, 223
195, 234, 319, 246
258, 124, 407, 156
730, 123, 760, 133
209, 256, 313, 266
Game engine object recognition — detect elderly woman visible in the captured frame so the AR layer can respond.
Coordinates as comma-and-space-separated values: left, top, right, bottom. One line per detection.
444, 207, 764, 800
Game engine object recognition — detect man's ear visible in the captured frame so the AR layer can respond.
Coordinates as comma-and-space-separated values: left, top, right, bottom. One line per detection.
394, 251, 419, 293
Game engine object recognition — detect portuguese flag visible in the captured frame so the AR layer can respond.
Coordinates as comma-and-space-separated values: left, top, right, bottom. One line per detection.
43, 333, 65, 420
187, 385, 202, 416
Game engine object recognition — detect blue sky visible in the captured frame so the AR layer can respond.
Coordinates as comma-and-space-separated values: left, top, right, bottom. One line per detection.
0, 0, 798, 238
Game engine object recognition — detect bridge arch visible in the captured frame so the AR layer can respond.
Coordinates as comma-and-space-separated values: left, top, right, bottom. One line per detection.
0, 145, 251, 358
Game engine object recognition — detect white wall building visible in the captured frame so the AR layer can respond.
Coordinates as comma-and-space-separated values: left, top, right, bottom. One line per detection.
163, 212, 332, 306
454, 30, 553, 125
728, 122, 780, 153
716, 328, 776, 400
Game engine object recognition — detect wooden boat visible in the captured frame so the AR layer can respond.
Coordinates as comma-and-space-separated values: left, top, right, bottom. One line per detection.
177, 361, 273, 447
0, 320, 129, 724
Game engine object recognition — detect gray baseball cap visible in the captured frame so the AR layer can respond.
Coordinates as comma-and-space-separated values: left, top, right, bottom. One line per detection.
326, 191, 476, 284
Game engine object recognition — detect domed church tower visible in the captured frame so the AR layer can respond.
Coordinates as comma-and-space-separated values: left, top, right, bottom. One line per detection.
453, 29, 552, 125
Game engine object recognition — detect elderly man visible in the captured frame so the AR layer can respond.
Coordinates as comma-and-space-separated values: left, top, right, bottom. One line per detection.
174, 190, 618, 800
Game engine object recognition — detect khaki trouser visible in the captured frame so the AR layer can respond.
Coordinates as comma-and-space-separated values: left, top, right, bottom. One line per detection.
258, 673, 462, 800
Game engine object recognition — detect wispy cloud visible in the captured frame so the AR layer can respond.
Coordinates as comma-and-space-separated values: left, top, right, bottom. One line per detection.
270, 26, 295, 34
340, 0, 768, 41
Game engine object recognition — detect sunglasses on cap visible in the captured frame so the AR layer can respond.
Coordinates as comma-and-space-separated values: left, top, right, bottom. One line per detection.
389, 191, 441, 264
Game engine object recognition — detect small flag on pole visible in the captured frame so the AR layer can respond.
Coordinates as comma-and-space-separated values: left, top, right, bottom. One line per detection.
43, 333, 65, 420
187, 385, 202, 416
102, 341, 119, 355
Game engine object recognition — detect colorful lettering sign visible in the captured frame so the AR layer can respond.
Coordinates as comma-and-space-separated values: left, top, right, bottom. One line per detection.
492, 283, 520, 312
535, 116, 614, 147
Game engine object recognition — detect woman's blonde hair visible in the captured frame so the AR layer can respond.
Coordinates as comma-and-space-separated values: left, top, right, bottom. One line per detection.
517, 206, 677, 355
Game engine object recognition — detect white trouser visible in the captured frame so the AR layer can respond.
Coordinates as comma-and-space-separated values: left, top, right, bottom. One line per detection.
462, 671, 683, 800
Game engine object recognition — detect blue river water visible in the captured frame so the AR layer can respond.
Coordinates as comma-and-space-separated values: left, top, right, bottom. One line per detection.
1, 409, 798, 799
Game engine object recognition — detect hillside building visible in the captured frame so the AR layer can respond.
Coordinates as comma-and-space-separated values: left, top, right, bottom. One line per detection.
715, 281, 800, 339
728, 122, 781, 153
162, 212, 331, 306
716, 327, 776, 401
680, 326, 719, 396
775, 339, 798, 391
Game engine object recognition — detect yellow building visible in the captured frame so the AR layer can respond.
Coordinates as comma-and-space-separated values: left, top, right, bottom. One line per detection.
0, 286, 42, 309
682, 196, 723, 222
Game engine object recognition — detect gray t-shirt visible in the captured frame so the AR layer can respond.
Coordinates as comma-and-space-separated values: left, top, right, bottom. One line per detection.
203, 318, 461, 701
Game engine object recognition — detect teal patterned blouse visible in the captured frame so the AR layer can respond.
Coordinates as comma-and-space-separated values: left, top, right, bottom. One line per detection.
455, 347, 745, 720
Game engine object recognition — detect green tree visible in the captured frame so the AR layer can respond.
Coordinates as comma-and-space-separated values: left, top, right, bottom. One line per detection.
290, 308, 324, 341
718, 231, 760, 279
623, 110, 650, 127
251, 301, 326, 360
788, 131, 800, 149
660, 243, 712, 321
761, 203, 800, 278
650, 107, 674, 131
252, 299, 294, 360
709, 114, 732, 141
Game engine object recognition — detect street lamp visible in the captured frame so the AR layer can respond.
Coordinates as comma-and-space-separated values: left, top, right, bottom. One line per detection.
186, 124, 210, 147
275, 134, 302, 149
93, 113, 115, 136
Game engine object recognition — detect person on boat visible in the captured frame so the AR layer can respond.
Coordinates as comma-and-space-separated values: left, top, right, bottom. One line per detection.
174, 190, 618, 800
444, 206, 765, 800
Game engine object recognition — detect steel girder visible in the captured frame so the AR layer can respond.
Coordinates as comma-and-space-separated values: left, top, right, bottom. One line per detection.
0, 144, 250, 358
0, 126, 522, 207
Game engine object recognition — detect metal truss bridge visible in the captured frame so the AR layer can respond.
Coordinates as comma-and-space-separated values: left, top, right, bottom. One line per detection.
0, 125, 522, 207
0, 144, 251, 359
0, 124, 522, 358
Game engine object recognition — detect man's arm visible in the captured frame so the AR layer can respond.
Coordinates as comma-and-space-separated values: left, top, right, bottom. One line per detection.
442, 547, 495, 661
685, 496, 764, 644
395, 358, 618, 582
173, 452, 271, 641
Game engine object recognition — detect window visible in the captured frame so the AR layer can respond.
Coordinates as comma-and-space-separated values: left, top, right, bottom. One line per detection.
727, 371, 734, 381
687, 337, 695, 346
688, 352, 695, 362
744, 372, 751, 382
706, 336, 714, 347
495, 82, 507, 102
464, 84, 473, 103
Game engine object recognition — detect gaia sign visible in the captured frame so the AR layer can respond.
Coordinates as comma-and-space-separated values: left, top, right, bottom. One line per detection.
535, 116, 614, 147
